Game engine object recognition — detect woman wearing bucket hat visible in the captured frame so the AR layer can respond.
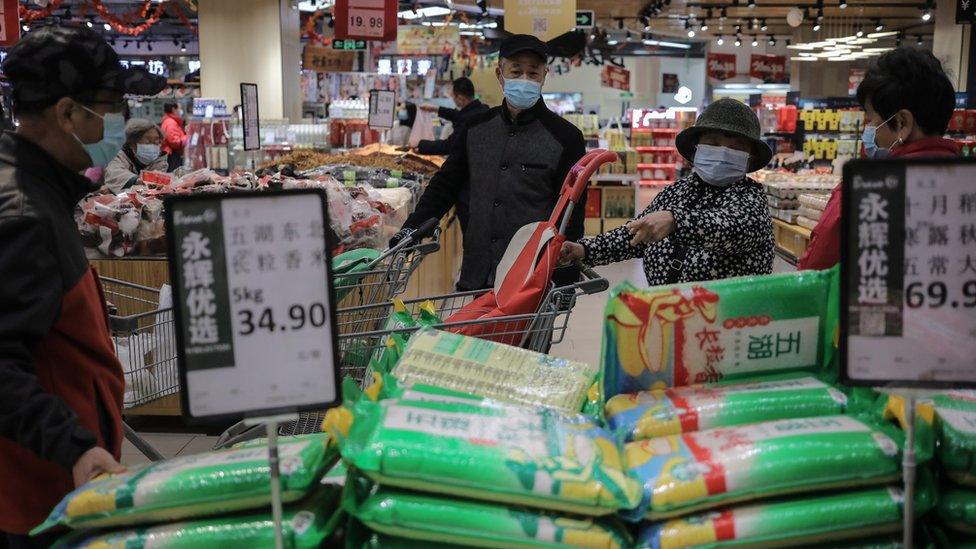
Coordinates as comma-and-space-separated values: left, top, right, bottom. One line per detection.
561, 98, 774, 286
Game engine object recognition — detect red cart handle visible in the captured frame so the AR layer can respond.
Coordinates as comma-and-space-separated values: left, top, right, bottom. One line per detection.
549, 149, 619, 226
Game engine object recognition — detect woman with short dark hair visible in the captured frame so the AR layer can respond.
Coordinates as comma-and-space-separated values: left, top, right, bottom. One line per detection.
800, 47, 960, 270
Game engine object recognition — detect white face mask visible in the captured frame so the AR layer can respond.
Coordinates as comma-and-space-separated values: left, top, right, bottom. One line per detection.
692, 144, 751, 187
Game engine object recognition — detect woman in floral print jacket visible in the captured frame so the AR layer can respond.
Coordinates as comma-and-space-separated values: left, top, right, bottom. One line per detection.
561, 98, 774, 286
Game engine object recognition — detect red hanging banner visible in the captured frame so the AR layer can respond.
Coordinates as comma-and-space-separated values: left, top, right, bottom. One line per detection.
0, 0, 21, 48
333, 0, 397, 43
706, 52, 737, 81
749, 54, 788, 83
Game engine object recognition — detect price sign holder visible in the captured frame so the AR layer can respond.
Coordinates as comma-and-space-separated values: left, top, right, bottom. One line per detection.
164, 189, 342, 549
368, 89, 396, 130
840, 158, 976, 548
240, 83, 260, 151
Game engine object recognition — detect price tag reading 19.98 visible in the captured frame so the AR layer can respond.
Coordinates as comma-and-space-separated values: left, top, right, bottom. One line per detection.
905, 280, 976, 309
348, 8, 385, 37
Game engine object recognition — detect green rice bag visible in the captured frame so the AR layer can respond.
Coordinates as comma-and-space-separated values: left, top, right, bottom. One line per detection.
602, 268, 839, 397
345, 519, 458, 549
933, 391, 976, 487
339, 397, 641, 515
54, 485, 343, 548
416, 300, 442, 327
936, 487, 976, 535
344, 475, 633, 548
637, 477, 934, 549
393, 328, 600, 413
35, 433, 335, 532
625, 415, 907, 519
605, 375, 847, 441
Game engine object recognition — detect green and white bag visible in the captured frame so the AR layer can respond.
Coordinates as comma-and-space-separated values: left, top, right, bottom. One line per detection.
54, 484, 343, 548
605, 375, 847, 441
935, 487, 976, 536
625, 415, 908, 519
637, 479, 934, 549
338, 397, 641, 515
35, 433, 335, 532
933, 391, 976, 487
344, 477, 632, 548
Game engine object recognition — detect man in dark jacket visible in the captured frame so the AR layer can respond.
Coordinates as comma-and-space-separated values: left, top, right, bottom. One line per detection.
416, 77, 489, 156
0, 27, 164, 545
394, 35, 586, 291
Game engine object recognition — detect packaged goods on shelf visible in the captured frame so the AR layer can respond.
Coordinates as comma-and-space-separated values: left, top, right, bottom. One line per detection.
797, 205, 824, 221
35, 434, 335, 532
637, 479, 933, 549
393, 328, 600, 413
796, 215, 819, 230
625, 415, 916, 520
333, 396, 642, 516
601, 269, 839, 396
605, 375, 847, 442
935, 487, 976, 536
933, 391, 976, 487
56, 484, 343, 548
765, 195, 798, 209
769, 207, 799, 224
762, 176, 837, 200
345, 480, 633, 549
798, 193, 830, 211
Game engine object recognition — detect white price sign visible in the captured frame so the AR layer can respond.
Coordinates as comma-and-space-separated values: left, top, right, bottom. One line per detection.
165, 190, 341, 418
368, 89, 396, 129
842, 159, 976, 387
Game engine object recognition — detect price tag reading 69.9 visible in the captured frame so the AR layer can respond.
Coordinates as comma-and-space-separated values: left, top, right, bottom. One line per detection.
904, 281, 976, 309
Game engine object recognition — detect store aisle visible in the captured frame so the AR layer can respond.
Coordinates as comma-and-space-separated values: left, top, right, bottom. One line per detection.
121, 434, 218, 467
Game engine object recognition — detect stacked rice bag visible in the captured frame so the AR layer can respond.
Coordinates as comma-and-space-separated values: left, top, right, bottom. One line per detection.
37, 433, 342, 546
930, 391, 976, 544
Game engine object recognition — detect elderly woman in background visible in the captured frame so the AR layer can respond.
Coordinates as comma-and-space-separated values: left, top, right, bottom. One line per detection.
561, 98, 774, 285
103, 118, 169, 194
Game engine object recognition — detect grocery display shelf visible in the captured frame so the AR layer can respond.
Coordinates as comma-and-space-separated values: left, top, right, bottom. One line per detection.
592, 174, 639, 183
635, 146, 677, 152
640, 179, 672, 186
633, 127, 682, 134
637, 163, 679, 169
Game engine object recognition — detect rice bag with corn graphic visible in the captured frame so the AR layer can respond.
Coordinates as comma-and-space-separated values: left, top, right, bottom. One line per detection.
602, 268, 838, 398
338, 397, 641, 515
625, 415, 907, 520
34, 433, 335, 533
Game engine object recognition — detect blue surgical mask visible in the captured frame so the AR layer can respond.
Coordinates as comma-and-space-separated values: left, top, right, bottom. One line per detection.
692, 144, 751, 187
503, 78, 542, 110
862, 113, 898, 159
135, 143, 161, 165
73, 105, 126, 168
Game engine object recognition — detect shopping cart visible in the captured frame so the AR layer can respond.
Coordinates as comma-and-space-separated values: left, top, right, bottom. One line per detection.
213, 265, 608, 448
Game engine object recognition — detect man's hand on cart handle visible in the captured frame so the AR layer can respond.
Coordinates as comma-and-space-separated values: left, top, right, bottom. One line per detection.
73, 446, 126, 487
389, 218, 439, 249
559, 241, 585, 266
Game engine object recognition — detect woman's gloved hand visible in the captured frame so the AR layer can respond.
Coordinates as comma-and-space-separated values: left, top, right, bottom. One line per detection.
559, 241, 585, 266
625, 211, 676, 247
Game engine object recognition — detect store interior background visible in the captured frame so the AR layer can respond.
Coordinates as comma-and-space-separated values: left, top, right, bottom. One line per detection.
8, 0, 971, 462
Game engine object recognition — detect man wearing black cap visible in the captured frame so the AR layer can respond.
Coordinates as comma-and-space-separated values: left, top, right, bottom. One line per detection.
0, 27, 164, 544
393, 34, 586, 291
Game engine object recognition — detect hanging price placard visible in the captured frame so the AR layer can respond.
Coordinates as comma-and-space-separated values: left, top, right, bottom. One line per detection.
334, 0, 397, 42
841, 158, 976, 388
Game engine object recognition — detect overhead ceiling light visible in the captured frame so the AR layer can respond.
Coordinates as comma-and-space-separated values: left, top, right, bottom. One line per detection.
839, 0, 847, 8
747, 0, 756, 8
21, 23, 28, 32
791, 56, 818, 61
399, 6, 451, 19
868, 30, 898, 38
716, 35, 725, 45
734, 37, 742, 47
875, 19, 884, 31
720, 7, 727, 20
856, 26, 864, 37
917, 34, 924, 45
921, 8, 931, 21
641, 39, 692, 49
760, 19, 768, 31
476, 0, 488, 15
86, 19, 94, 28
607, 39, 619, 45
768, 36, 776, 46
751, 35, 759, 46
103, 22, 111, 31
701, 20, 709, 31
180, 42, 187, 52
687, 29, 696, 37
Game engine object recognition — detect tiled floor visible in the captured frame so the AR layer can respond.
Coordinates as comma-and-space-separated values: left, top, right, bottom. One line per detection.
122, 255, 796, 465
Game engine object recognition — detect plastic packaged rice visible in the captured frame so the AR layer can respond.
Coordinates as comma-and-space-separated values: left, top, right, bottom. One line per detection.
394, 328, 600, 412
933, 391, 976, 487
337, 396, 642, 515
602, 268, 839, 397
345, 519, 458, 549
54, 485, 343, 548
637, 479, 934, 549
936, 487, 976, 535
35, 433, 335, 532
345, 477, 633, 548
605, 375, 847, 441
625, 415, 906, 519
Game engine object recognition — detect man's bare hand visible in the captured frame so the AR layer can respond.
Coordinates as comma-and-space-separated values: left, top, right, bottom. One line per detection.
625, 211, 676, 247
73, 446, 126, 487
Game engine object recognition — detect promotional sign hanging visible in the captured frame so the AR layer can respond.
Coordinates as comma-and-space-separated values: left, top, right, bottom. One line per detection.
841, 159, 976, 387
848, 68, 866, 96
334, 0, 397, 42
503, 0, 576, 41
0, 0, 21, 47
958, 0, 976, 24
333, 39, 368, 51
750, 54, 788, 83
302, 45, 356, 73
601, 65, 631, 91
368, 89, 396, 129
707, 52, 737, 81
240, 83, 260, 151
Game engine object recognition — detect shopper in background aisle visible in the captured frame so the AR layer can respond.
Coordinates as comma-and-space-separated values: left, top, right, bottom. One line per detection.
0, 27, 165, 547
390, 102, 417, 148
799, 47, 960, 271
103, 118, 169, 194
561, 98, 774, 285
160, 102, 187, 171
392, 34, 586, 291
416, 77, 489, 156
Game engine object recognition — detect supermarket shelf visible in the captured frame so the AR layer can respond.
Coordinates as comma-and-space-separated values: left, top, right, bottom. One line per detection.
635, 146, 677, 152
592, 174, 639, 183
637, 163, 678, 169
631, 127, 682, 134
640, 179, 672, 186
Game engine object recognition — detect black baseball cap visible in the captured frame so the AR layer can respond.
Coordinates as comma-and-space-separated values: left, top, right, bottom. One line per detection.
499, 34, 548, 61
3, 26, 166, 110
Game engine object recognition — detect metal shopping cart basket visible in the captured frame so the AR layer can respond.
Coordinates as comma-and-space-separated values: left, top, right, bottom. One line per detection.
213, 266, 608, 448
